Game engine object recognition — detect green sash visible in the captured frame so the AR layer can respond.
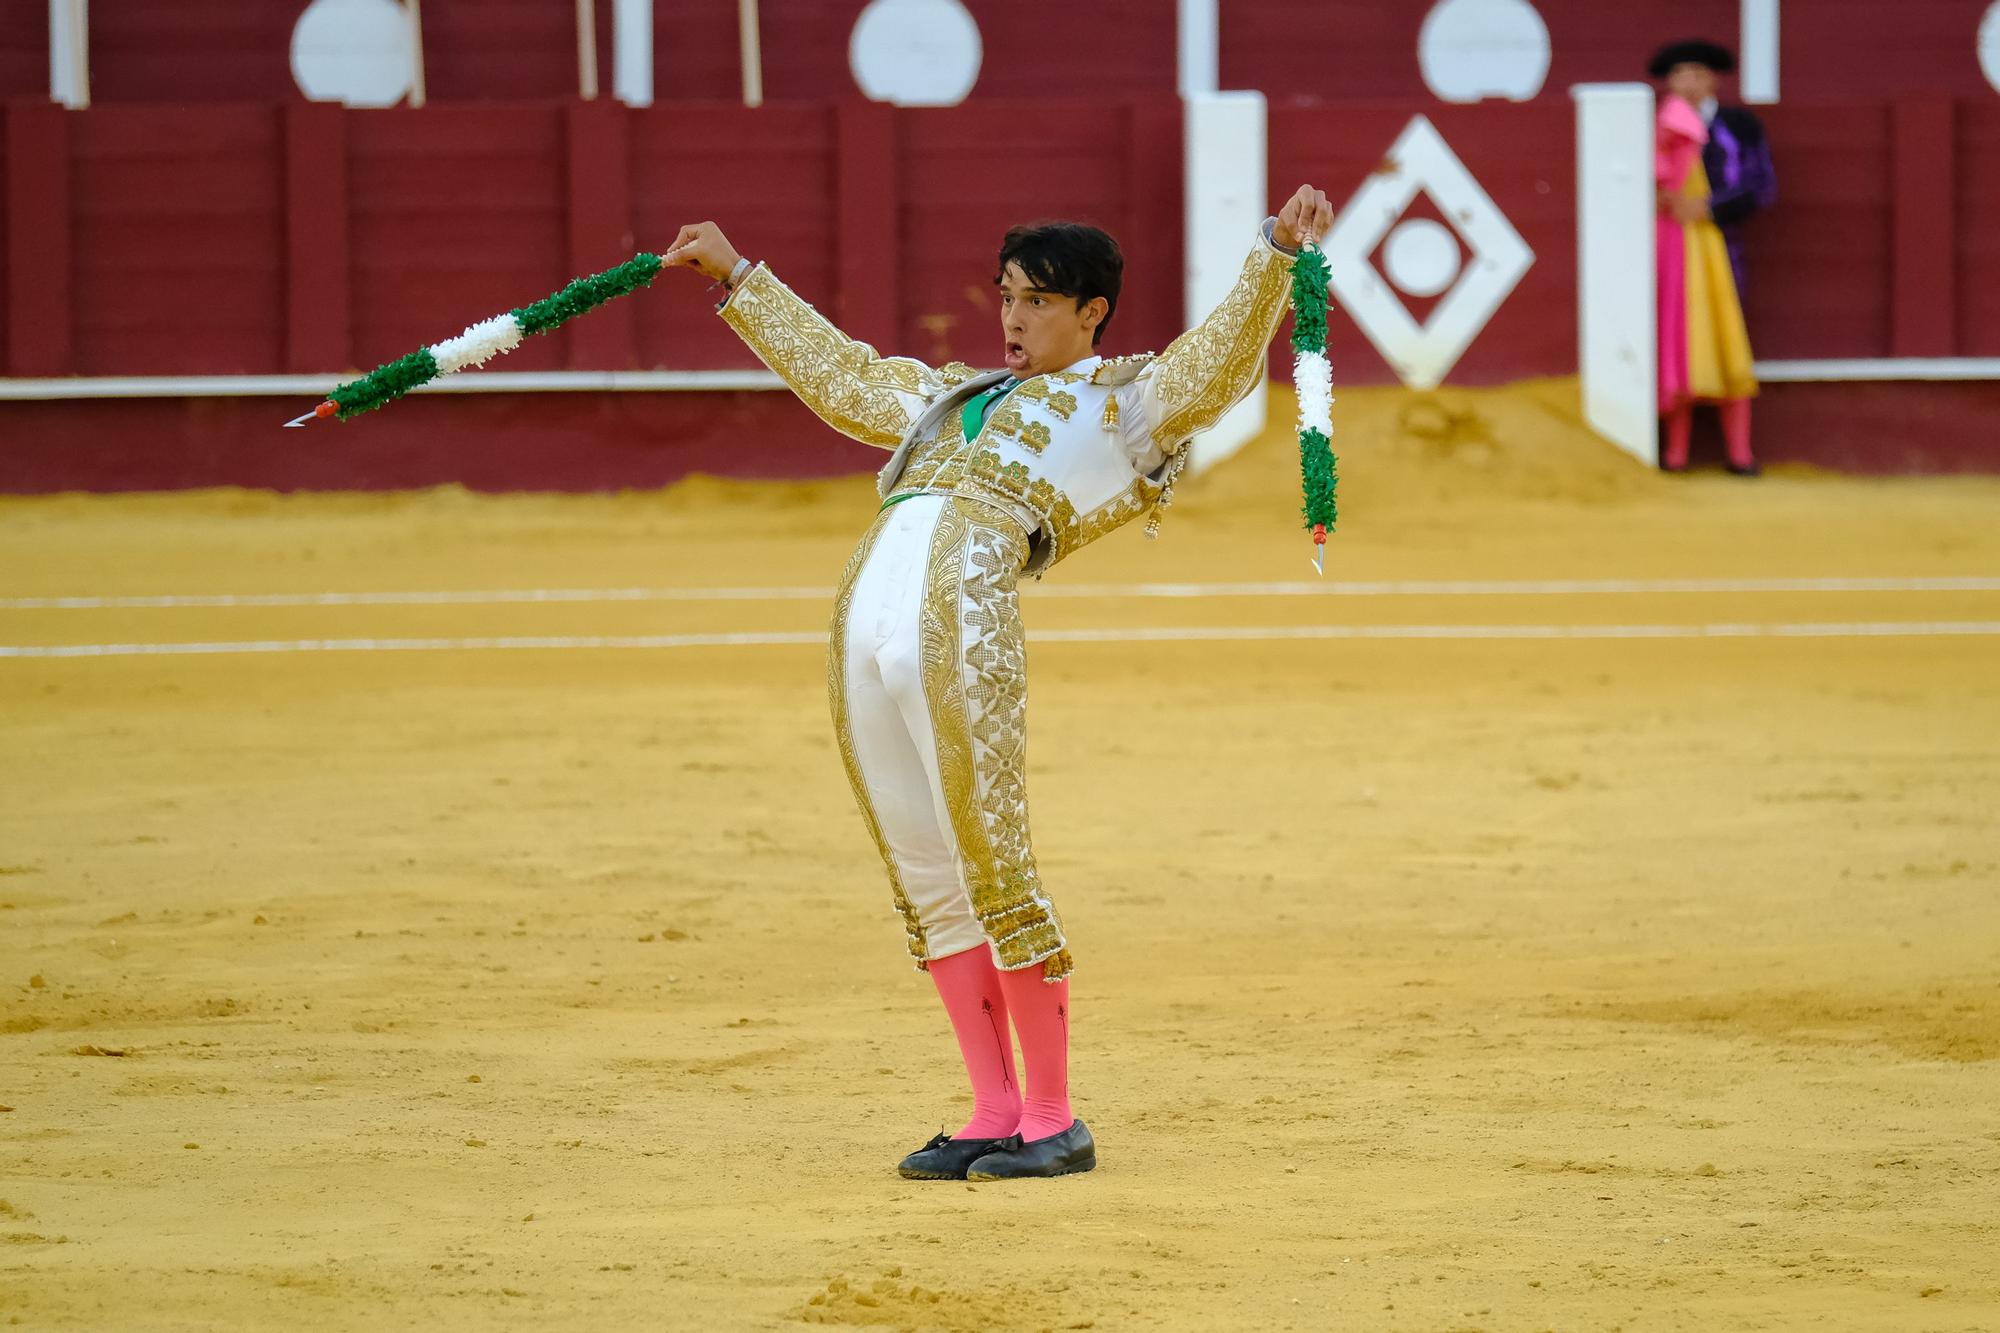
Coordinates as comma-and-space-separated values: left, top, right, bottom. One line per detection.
880, 376, 1016, 513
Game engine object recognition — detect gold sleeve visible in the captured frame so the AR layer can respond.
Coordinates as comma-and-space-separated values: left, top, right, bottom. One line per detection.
1142, 228, 1297, 450
718, 263, 941, 450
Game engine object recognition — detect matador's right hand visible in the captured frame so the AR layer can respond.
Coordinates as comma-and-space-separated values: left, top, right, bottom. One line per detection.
662, 222, 745, 285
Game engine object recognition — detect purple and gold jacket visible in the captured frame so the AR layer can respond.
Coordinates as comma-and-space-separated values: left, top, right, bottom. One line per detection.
1703, 105, 1778, 296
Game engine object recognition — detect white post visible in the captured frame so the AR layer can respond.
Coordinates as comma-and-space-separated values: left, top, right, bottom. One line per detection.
1739, 0, 1780, 104
48, 0, 89, 108
1571, 83, 1657, 465
1182, 91, 1268, 475
738, 0, 764, 107
576, 0, 599, 100
613, 0, 653, 106
407, 0, 427, 108
1176, 0, 1217, 98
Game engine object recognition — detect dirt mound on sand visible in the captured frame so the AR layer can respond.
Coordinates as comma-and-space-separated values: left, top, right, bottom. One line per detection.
1196, 376, 1656, 517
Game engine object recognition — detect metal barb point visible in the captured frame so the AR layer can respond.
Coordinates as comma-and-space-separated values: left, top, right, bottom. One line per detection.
1312, 543, 1326, 576
282, 410, 318, 429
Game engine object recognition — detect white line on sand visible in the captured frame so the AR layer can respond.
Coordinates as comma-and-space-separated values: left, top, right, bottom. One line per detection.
5, 576, 1999, 611
6, 622, 2000, 659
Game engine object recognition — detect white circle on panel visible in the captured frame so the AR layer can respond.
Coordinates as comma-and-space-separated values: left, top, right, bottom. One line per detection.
850, 0, 982, 107
292, 0, 415, 108
1418, 0, 1551, 103
1980, 2, 2000, 93
1381, 218, 1462, 298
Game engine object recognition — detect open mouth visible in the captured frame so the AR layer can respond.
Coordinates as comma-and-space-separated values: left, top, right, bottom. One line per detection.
1004, 341, 1028, 371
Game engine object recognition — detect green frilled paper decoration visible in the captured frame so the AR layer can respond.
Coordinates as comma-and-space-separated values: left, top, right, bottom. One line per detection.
287, 253, 666, 426
1289, 241, 1339, 573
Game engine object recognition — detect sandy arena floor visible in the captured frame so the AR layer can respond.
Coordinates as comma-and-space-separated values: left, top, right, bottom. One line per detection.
3, 381, 1998, 1331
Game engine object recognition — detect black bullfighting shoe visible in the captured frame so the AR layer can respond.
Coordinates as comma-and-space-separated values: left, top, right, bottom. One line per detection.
964, 1120, 1096, 1181
897, 1132, 1013, 1181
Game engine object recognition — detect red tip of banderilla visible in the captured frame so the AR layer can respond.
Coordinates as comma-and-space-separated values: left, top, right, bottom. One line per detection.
283, 400, 339, 429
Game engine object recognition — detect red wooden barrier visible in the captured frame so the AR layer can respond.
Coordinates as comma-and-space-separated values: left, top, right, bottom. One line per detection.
1740, 104, 1892, 360
629, 102, 838, 370
66, 106, 284, 375
285, 104, 350, 373
565, 99, 634, 369
346, 105, 568, 374
0, 7, 45, 101
1891, 100, 1957, 358
5, 101, 70, 376
1959, 103, 2000, 355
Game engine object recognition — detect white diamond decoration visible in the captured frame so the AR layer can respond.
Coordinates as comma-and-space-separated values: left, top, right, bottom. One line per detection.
1323, 115, 1534, 390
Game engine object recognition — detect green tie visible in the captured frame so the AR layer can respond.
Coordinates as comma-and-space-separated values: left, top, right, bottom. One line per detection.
960, 378, 1017, 442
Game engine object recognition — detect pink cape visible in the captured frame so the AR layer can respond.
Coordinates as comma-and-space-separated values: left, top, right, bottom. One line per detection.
1656, 95, 1709, 405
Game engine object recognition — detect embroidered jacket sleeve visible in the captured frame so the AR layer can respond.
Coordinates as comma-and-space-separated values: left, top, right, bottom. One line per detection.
718, 263, 943, 450
1113, 220, 1297, 473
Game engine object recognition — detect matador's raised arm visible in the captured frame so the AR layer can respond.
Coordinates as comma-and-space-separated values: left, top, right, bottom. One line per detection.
1126, 221, 1298, 455
718, 265, 944, 450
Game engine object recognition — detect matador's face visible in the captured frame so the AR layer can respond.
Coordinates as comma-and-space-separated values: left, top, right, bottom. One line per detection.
995, 262, 1105, 378
1664, 62, 1718, 106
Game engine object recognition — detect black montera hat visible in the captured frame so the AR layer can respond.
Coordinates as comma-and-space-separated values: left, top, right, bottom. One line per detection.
1647, 40, 1736, 78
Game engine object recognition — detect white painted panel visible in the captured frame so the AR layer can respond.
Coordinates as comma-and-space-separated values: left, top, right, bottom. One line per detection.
1182, 92, 1268, 474
1572, 83, 1657, 465
48, 0, 89, 108
613, 0, 653, 105
1177, 0, 1217, 97
1740, 0, 1780, 104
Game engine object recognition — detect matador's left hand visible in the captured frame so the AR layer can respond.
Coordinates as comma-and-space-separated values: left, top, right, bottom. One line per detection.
1273, 184, 1335, 251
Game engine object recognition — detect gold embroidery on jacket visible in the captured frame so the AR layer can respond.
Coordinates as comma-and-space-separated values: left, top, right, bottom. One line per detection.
719, 265, 937, 448
1018, 420, 1052, 454
1149, 243, 1293, 449
828, 512, 930, 967
1090, 353, 1154, 386
1012, 379, 1074, 421
983, 400, 1026, 441
890, 448, 1166, 572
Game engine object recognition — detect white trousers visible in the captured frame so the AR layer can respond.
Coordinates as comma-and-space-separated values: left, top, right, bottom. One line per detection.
827, 495, 1070, 978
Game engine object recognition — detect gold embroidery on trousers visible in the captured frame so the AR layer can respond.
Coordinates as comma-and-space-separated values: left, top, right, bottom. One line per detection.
919, 498, 1068, 973
828, 511, 931, 967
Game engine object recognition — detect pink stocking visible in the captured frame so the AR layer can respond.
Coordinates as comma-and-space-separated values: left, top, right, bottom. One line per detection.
996, 966, 1073, 1143
1662, 402, 1693, 470
927, 946, 1021, 1139
1721, 398, 1754, 469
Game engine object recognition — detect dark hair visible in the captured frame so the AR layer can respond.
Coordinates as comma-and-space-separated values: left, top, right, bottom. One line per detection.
994, 222, 1123, 346
1647, 39, 1735, 78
